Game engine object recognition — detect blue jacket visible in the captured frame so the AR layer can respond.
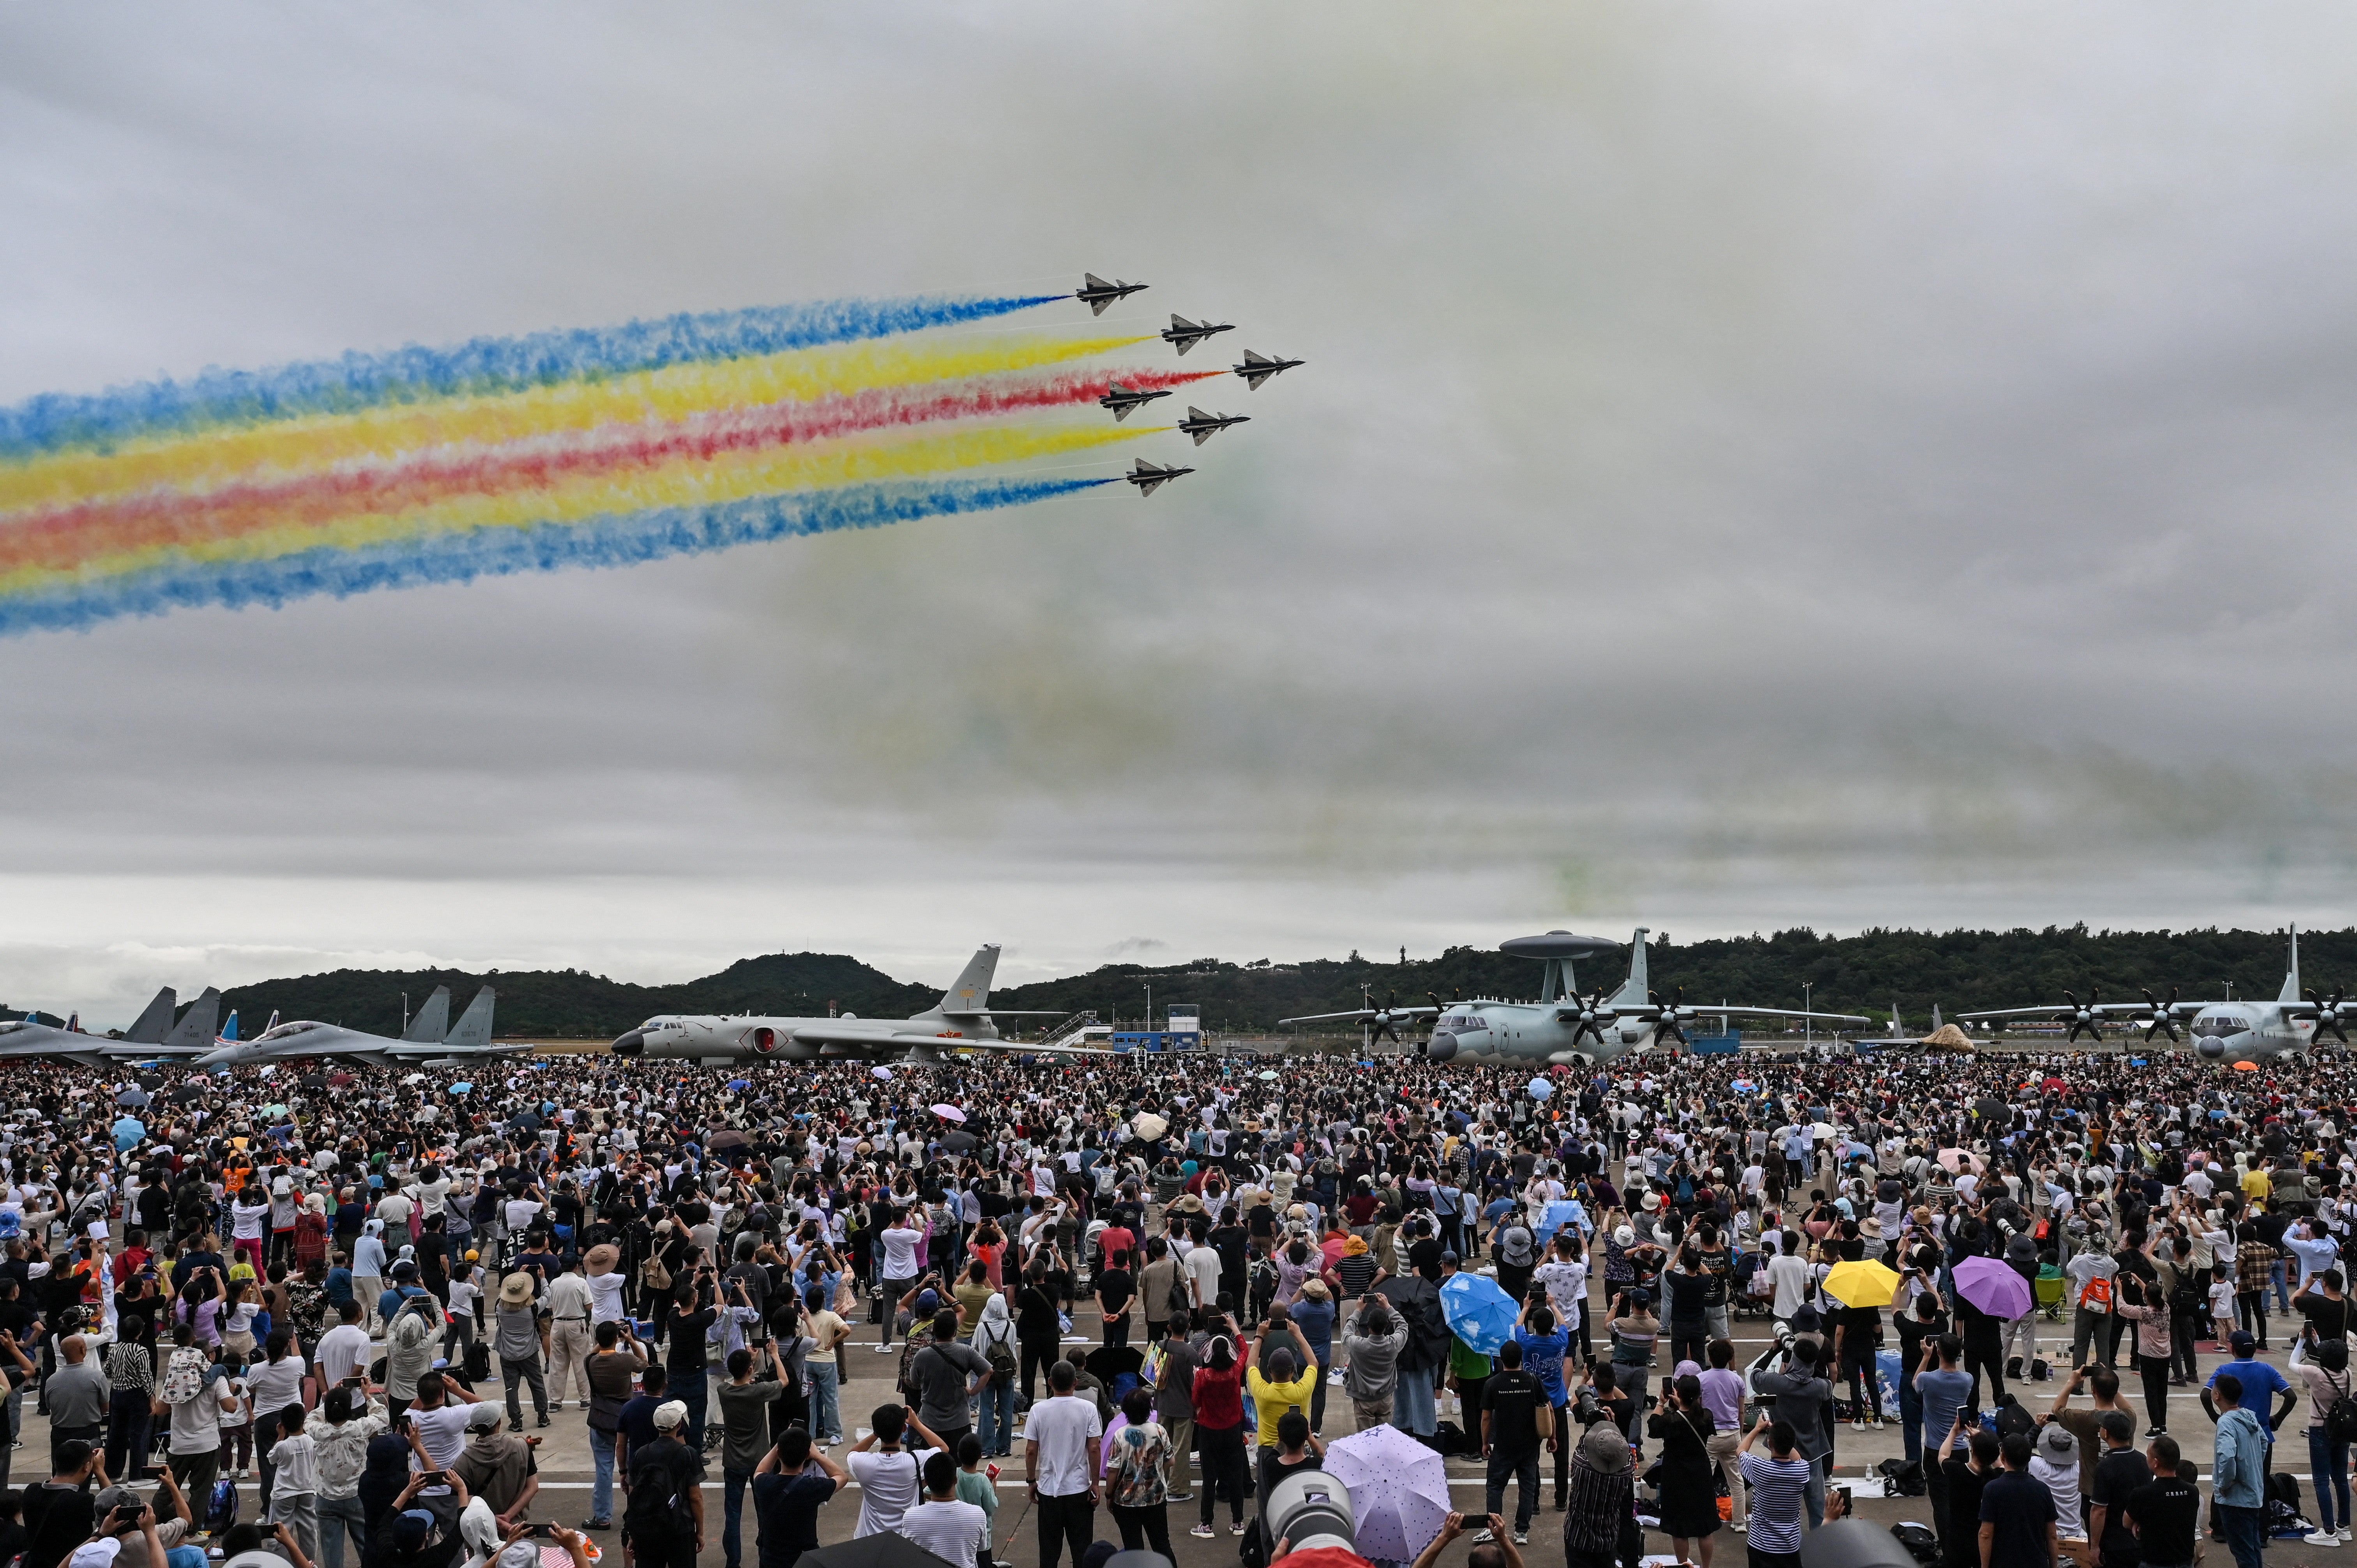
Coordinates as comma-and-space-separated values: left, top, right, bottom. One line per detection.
2212, 1406, 2268, 1509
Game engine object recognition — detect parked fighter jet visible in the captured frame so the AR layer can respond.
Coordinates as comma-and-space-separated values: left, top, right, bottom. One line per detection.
1098, 382, 1173, 422
194, 984, 520, 1071
1232, 351, 1304, 390
1074, 274, 1148, 315
610, 944, 1091, 1065
1162, 316, 1234, 355
1176, 408, 1249, 446
0, 986, 220, 1065
1125, 459, 1193, 496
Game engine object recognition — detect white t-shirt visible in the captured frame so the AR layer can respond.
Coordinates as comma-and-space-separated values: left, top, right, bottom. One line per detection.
170, 1377, 238, 1453
505, 1199, 544, 1233
409, 1403, 472, 1470
880, 1226, 922, 1280
247, 1353, 308, 1415
1024, 1394, 1104, 1497
897, 1499, 988, 1568
586, 1271, 627, 1324
848, 1448, 923, 1537
316, 1324, 373, 1389
1183, 1246, 1221, 1306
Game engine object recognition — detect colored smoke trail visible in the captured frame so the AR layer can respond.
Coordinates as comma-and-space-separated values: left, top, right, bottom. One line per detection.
0, 475, 1118, 637
0, 332, 1158, 514
0, 292, 1067, 462
0, 289, 1205, 637
0, 369, 1222, 577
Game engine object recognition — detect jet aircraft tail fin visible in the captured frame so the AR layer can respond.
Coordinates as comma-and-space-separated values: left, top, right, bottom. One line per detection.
403, 985, 452, 1043
925, 945, 1002, 1019
443, 987, 496, 1051
2282, 925, 2303, 1005
123, 987, 178, 1045
166, 989, 221, 1051
1609, 928, 1652, 1007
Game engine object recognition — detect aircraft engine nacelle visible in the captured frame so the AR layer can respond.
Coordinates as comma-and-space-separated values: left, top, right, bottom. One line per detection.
2197, 1036, 2227, 1060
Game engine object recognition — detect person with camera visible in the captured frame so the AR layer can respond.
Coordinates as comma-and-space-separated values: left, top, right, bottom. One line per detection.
65, 1491, 169, 1568
1476, 1340, 1547, 1547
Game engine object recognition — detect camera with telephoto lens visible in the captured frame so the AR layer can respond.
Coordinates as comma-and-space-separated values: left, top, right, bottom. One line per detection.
1263, 1471, 1357, 1554
1572, 1383, 1603, 1426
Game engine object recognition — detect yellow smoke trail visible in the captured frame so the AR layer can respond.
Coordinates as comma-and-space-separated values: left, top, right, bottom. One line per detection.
0, 334, 1153, 514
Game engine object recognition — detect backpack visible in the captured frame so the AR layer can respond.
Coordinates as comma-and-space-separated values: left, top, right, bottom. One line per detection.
2326, 1371, 2357, 1444
2077, 1275, 2113, 1314
159, 1347, 205, 1407
1166, 1268, 1194, 1322
982, 1329, 1017, 1386
1989, 1396, 2035, 1440
897, 1340, 925, 1400
641, 1252, 673, 1294
206, 1478, 239, 1534
624, 1449, 698, 1542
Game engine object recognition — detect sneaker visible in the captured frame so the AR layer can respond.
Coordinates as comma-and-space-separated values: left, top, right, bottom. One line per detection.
537, 1416, 551, 1429
1190, 1526, 1216, 1540
872, 1343, 899, 1353
2341, 1527, 2353, 1543
1166, 1492, 1193, 1502
581, 1521, 611, 1532
1472, 1532, 1498, 1545
1871, 1417, 1885, 1430
2145, 1427, 2167, 1439
1230, 1523, 1249, 1536
1512, 1533, 1529, 1547
2304, 1531, 2340, 1548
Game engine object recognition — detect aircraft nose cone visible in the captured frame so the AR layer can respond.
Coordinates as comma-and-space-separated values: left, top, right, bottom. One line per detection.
611, 1030, 645, 1057
2197, 1036, 2226, 1059
1426, 1035, 1457, 1063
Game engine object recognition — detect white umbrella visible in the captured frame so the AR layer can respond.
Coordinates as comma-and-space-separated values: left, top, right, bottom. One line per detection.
1131, 1112, 1170, 1142
870, 1066, 893, 1081
401, 1073, 427, 1085
930, 1104, 966, 1123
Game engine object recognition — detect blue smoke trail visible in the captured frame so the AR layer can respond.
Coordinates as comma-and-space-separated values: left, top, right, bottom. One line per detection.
0, 474, 1118, 637
0, 293, 1069, 463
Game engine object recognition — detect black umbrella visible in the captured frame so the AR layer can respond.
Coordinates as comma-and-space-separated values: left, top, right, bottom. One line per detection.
115, 1089, 150, 1108
171, 1085, 207, 1105
939, 1130, 977, 1153
1084, 1344, 1143, 1384
136, 1073, 164, 1092
707, 1129, 748, 1151
300, 1073, 330, 1090
797, 1533, 957, 1568
1973, 1097, 2005, 1121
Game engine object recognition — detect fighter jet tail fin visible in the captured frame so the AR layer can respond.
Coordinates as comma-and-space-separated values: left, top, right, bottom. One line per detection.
444, 986, 496, 1051
403, 985, 452, 1044
123, 987, 178, 1046
924, 945, 1002, 1020
2281, 925, 2303, 1005
164, 989, 221, 1051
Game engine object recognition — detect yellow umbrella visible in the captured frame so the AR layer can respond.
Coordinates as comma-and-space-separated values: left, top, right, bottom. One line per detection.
1823, 1259, 1904, 1309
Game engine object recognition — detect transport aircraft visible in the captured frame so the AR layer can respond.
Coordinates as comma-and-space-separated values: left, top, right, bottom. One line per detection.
610, 944, 1091, 1065
194, 984, 519, 1071
1282, 929, 1868, 1067
1962, 926, 2357, 1065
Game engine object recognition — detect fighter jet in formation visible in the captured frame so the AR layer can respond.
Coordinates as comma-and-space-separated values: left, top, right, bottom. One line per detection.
1176, 408, 1249, 446
1233, 351, 1305, 390
1125, 459, 1194, 496
1098, 382, 1174, 422
1162, 316, 1235, 355
1074, 274, 1148, 315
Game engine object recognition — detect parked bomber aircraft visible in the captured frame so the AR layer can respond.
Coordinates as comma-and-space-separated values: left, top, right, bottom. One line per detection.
0, 986, 221, 1065
1097, 382, 1173, 422
610, 944, 1092, 1066
1176, 407, 1249, 445
1283, 929, 1869, 1067
1125, 459, 1193, 496
1074, 273, 1148, 314
1961, 925, 2357, 1065
1232, 351, 1304, 390
194, 984, 519, 1071
1161, 315, 1234, 355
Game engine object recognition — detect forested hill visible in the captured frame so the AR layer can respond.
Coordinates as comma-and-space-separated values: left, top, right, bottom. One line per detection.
114, 924, 2357, 1040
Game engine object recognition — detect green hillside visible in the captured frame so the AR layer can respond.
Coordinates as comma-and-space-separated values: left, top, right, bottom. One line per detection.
133, 923, 2357, 1040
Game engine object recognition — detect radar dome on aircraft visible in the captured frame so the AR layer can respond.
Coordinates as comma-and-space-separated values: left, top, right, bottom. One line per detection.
1498, 931, 1623, 960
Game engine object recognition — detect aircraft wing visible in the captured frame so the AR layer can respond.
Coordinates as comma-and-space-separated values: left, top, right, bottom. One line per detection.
0, 1038, 113, 1067
944, 1038, 1115, 1056
1955, 1006, 2076, 1021
1703, 1007, 1873, 1024
784, 1025, 945, 1051
1277, 1007, 1440, 1025
100, 1042, 217, 1059
381, 1041, 531, 1060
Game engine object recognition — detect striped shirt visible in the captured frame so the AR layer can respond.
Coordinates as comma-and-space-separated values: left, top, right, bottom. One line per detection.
1740, 1450, 1813, 1556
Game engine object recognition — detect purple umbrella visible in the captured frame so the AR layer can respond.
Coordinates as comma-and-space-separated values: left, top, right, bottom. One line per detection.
1321, 1423, 1452, 1562
1953, 1255, 2034, 1320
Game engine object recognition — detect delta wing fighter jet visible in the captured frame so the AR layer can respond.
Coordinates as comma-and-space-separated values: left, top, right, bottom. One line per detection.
1176, 408, 1249, 446
194, 984, 520, 1072
1125, 459, 1193, 496
1161, 316, 1234, 355
1285, 929, 1868, 1067
1232, 351, 1304, 389
610, 944, 1092, 1066
1097, 382, 1173, 422
1074, 274, 1148, 314
1962, 925, 2357, 1065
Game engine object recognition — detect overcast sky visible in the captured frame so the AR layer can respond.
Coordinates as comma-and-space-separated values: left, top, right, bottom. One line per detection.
6, 5, 2357, 1026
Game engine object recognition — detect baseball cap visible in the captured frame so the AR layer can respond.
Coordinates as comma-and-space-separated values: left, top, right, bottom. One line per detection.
653, 1399, 688, 1430
464, 1404, 503, 1430
2230, 1329, 2256, 1353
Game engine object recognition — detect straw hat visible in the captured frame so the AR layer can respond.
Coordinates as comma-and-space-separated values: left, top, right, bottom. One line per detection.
585, 1243, 620, 1277
498, 1272, 535, 1306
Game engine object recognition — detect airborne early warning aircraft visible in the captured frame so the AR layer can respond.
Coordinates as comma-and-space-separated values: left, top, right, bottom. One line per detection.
1125, 459, 1193, 496
1961, 926, 2357, 1065
1176, 407, 1249, 446
194, 984, 521, 1072
1074, 274, 1148, 315
1283, 929, 1868, 1067
1232, 351, 1304, 390
1098, 382, 1173, 422
1161, 316, 1235, 355
610, 944, 1090, 1066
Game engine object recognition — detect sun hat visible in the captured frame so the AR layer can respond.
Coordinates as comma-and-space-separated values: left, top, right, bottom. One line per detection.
498, 1273, 535, 1306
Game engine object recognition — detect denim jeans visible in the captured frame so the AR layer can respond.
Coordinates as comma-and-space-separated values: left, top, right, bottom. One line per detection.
1803, 1453, 1827, 1529
1897, 1373, 1923, 1466
2272, 1261, 2292, 1313
975, 1376, 1017, 1454
1484, 1447, 1541, 1533
2216, 1502, 2266, 1568
722, 1469, 752, 1568
2314, 1427, 2352, 1535
317, 1492, 366, 1568
676, 1371, 710, 1450
1390, 1365, 1436, 1437
808, 1360, 843, 1442
588, 1426, 617, 1523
